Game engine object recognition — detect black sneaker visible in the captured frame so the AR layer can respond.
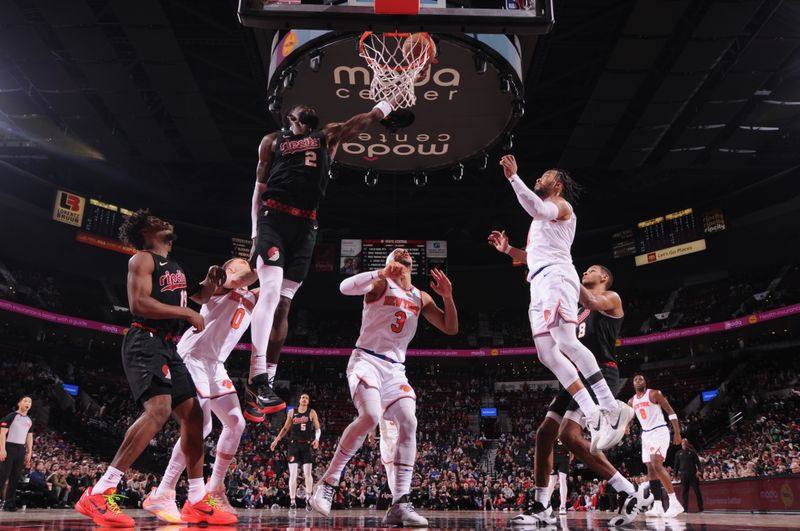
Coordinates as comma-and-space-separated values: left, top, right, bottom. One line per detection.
243, 401, 266, 423
510, 501, 556, 526
289, 501, 297, 510
246, 374, 286, 415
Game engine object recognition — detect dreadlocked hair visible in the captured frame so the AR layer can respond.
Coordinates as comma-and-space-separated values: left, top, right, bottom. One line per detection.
119, 209, 152, 250
551, 168, 584, 205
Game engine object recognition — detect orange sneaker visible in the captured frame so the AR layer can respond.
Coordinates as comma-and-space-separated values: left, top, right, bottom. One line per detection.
75, 487, 135, 528
180, 493, 238, 525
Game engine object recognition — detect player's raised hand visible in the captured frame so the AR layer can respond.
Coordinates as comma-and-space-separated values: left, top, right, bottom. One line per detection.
206, 265, 227, 287
487, 230, 509, 254
380, 262, 405, 280
429, 268, 453, 298
499, 154, 518, 179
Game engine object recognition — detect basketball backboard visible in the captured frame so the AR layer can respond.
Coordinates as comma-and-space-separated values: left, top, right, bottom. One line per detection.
238, 0, 554, 35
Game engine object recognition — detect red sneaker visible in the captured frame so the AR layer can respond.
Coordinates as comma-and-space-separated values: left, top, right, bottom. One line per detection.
180, 493, 238, 525
75, 487, 135, 528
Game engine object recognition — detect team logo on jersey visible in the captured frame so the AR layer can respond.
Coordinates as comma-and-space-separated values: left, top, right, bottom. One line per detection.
267, 246, 281, 262
159, 270, 187, 292
383, 295, 420, 315
400, 384, 412, 393
544, 309, 552, 322
280, 136, 321, 155
161, 364, 171, 379
223, 380, 233, 389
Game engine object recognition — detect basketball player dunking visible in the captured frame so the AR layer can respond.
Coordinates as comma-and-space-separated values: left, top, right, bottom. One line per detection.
144, 257, 257, 522
490, 155, 633, 454
75, 210, 236, 527
309, 249, 458, 527
245, 99, 400, 422
630, 373, 684, 517
271, 393, 321, 510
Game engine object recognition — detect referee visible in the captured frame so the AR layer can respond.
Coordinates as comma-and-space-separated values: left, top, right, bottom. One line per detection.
0, 396, 34, 512
673, 438, 703, 512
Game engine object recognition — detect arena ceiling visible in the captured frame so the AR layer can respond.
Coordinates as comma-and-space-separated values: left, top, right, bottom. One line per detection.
1, 0, 799, 255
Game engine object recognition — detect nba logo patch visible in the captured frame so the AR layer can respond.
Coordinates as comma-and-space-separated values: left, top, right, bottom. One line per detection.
268, 246, 280, 262
162, 364, 171, 379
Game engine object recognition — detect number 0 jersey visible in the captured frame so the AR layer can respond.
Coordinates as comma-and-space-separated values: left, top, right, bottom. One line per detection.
355, 278, 422, 364
632, 389, 667, 432
177, 288, 256, 363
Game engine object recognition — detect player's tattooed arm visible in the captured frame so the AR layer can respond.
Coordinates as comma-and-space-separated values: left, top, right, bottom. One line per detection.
324, 101, 395, 157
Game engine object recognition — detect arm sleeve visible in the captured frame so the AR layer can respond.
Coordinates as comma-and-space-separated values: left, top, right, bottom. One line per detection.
339, 271, 380, 295
508, 175, 560, 221
252, 181, 267, 239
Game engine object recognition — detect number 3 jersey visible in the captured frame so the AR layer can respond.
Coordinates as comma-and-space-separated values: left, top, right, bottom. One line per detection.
177, 288, 256, 363
356, 278, 422, 364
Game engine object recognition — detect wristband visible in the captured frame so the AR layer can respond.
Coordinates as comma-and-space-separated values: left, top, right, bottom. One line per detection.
668, 414, 678, 420
373, 101, 393, 118
315, 429, 321, 442
502, 245, 512, 255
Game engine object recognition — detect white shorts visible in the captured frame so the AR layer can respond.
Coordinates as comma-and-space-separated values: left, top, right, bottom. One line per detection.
182, 357, 237, 399
641, 426, 670, 463
346, 350, 416, 411
528, 263, 580, 336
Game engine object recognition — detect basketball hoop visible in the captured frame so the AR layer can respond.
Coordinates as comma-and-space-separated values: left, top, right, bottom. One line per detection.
359, 31, 436, 109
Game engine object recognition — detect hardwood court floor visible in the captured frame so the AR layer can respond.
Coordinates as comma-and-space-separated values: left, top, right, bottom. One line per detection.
0, 508, 797, 530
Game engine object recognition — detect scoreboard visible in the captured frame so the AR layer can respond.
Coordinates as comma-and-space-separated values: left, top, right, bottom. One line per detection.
81, 198, 134, 239
340, 239, 447, 275
612, 207, 726, 266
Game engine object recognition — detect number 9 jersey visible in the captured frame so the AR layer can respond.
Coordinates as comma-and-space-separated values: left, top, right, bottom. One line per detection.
356, 278, 422, 364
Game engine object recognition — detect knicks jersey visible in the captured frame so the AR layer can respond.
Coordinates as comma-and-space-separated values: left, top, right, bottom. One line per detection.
525, 204, 576, 279
177, 288, 256, 363
632, 389, 666, 431
356, 278, 422, 364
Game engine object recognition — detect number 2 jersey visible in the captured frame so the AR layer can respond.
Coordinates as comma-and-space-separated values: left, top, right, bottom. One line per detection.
177, 288, 256, 363
263, 130, 330, 211
355, 278, 422, 364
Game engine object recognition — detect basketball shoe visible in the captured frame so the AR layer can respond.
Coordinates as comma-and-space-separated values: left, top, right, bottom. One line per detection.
180, 493, 238, 525
510, 501, 557, 526
246, 374, 286, 415
309, 481, 338, 517
384, 495, 428, 527
75, 487, 135, 527
143, 487, 183, 523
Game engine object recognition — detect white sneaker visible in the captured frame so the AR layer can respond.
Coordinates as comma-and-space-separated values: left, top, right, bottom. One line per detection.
559, 506, 567, 515
206, 485, 237, 515
663, 500, 684, 517
142, 487, 183, 524
598, 400, 635, 452
587, 409, 605, 455
309, 481, 337, 517
646, 501, 664, 517
383, 498, 428, 527
609, 484, 653, 527
510, 502, 557, 526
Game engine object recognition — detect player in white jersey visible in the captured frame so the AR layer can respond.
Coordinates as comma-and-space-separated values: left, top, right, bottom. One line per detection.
490, 155, 632, 460
310, 248, 458, 527
629, 373, 684, 518
143, 258, 257, 522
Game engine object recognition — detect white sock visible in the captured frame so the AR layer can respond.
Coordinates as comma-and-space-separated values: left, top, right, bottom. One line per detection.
158, 440, 187, 497
209, 453, 234, 492
266, 363, 278, 383
572, 388, 600, 418
669, 492, 678, 502
289, 463, 299, 502
590, 378, 619, 412
93, 466, 124, 493
535, 486, 549, 506
249, 259, 283, 381
304, 464, 314, 500
188, 477, 205, 505
392, 465, 413, 504
608, 472, 635, 496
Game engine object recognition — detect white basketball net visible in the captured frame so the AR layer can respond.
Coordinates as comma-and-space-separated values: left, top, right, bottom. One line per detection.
359, 32, 433, 109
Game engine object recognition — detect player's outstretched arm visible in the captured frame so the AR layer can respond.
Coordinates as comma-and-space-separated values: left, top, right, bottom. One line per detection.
421, 269, 458, 335
487, 230, 527, 263
500, 155, 570, 221
652, 390, 682, 445
127, 252, 204, 331
270, 410, 294, 451
324, 101, 394, 153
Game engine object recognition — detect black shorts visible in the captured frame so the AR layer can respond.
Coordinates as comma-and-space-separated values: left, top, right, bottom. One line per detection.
254, 208, 318, 283
547, 363, 620, 420
552, 457, 569, 475
287, 441, 313, 465
121, 327, 196, 406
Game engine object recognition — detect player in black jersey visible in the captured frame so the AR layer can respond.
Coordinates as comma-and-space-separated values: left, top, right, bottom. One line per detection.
545, 439, 571, 514
245, 99, 397, 421
511, 265, 652, 527
75, 210, 236, 527
270, 393, 321, 510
